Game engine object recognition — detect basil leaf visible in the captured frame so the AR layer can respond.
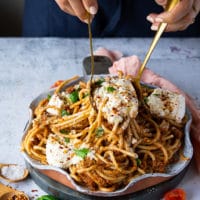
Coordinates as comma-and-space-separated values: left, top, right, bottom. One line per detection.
69, 90, 79, 103
36, 195, 59, 200
83, 93, 89, 98
47, 94, 51, 100
143, 97, 149, 104
65, 137, 70, 143
60, 129, 70, 134
106, 86, 116, 93
95, 127, 104, 137
95, 78, 105, 86
61, 110, 70, 116
136, 158, 141, 166
74, 148, 89, 159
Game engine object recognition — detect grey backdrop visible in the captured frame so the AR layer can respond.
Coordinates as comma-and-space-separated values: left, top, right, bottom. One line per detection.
0, 0, 24, 36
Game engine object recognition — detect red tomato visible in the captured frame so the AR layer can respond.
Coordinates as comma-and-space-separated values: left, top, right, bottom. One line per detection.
163, 188, 186, 200
50, 80, 64, 88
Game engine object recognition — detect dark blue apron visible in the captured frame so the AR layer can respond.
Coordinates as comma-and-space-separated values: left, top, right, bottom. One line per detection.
23, 0, 200, 37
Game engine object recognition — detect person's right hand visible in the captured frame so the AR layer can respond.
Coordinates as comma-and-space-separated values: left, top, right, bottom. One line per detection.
54, 0, 98, 23
147, 0, 200, 32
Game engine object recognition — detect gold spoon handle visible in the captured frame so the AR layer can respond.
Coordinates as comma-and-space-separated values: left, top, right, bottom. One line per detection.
137, 0, 179, 80
87, 13, 95, 83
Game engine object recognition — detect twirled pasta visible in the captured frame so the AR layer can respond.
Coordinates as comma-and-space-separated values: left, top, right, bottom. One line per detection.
22, 74, 186, 192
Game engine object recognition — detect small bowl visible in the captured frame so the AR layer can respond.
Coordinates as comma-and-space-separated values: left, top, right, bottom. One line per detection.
21, 76, 193, 197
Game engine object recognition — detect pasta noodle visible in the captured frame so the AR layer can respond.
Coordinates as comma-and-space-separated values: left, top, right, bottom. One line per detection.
22, 74, 187, 192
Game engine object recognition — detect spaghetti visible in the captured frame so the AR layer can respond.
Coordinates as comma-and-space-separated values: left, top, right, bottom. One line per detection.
22, 74, 186, 192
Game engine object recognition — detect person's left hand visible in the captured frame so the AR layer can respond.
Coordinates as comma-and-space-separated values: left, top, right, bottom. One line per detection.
147, 0, 200, 32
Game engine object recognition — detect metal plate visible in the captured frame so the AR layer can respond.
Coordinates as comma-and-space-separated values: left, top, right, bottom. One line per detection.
26, 161, 190, 200
22, 75, 193, 197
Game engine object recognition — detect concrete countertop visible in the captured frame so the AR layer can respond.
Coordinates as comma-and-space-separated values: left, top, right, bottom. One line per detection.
0, 38, 199, 199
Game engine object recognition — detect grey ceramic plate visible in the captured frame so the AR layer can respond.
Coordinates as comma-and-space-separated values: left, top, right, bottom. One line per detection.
21, 75, 193, 197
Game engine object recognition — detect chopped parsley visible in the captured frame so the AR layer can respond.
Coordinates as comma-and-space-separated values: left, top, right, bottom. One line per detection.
60, 129, 70, 134
83, 93, 89, 98
61, 110, 70, 117
95, 78, 105, 86
95, 127, 104, 137
106, 86, 116, 93
74, 148, 89, 159
69, 90, 79, 103
64, 137, 70, 143
153, 93, 160, 97
136, 158, 141, 166
143, 97, 149, 104
36, 195, 59, 200
47, 94, 51, 100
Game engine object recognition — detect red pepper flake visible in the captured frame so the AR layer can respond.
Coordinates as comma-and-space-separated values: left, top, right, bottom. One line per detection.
31, 189, 38, 192
50, 80, 64, 88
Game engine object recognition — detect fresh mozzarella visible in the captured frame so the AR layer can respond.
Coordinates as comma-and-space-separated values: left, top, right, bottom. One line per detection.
47, 94, 63, 115
46, 134, 72, 169
46, 134, 95, 169
94, 77, 138, 126
147, 88, 185, 122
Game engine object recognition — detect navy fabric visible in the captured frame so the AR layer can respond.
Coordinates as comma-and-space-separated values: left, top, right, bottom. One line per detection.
23, 0, 200, 37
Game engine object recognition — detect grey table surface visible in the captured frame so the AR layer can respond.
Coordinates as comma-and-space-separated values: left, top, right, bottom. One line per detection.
0, 38, 200, 199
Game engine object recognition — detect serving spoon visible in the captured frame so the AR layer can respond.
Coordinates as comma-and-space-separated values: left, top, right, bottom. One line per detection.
87, 13, 97, 109
0, 163, 29, 182
135, 0, 179, 98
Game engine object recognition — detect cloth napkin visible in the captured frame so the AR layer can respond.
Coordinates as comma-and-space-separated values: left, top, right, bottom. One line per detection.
94, 47, 200, 173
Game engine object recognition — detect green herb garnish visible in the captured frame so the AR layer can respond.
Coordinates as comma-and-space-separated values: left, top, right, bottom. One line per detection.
74, 148, 89, 159
95, 78, 105, 86
106, 86, 116, 93
153, 93, 160, 97
64, 137, 70, 143
136, 158, 141, 166
83, 93, 89, 98
60, 129, 70, 134
95, 127, 104, 137
143, 97, 149, 104
61, 109, 70, 116
36, 195, 59, 200
47, 94, 51, 100
69, 90, 79, 103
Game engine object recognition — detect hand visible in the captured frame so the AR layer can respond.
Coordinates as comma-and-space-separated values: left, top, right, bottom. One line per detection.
147, 0, 200, 32
54, 0, 98, 23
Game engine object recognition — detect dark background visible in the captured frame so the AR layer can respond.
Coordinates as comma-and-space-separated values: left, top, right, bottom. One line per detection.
0, 0, 24, 36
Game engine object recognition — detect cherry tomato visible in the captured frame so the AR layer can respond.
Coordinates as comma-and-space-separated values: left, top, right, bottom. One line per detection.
163, 188, 186, 200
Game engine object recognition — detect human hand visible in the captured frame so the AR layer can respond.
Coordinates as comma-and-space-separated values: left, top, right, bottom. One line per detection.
54, 0, 98, 23
147, 0, 200, 32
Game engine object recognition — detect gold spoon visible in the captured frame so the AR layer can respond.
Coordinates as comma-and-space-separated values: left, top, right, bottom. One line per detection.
135, 0, 179, 98
0, 182, 29, 200
87, 13, 96, 109
0, 163, 29, 182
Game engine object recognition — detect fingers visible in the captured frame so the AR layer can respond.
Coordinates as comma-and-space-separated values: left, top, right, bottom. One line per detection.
155, 0, 193, 23
55, 0, 75, 16
154, 0, 168, 6
68, 0, 88, 22
54, 0, 98, 23
147, 0, 200, 32
82, 0, 98, 15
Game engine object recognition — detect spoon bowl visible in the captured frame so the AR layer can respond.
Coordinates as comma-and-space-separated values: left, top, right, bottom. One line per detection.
0, 163, 29, 182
